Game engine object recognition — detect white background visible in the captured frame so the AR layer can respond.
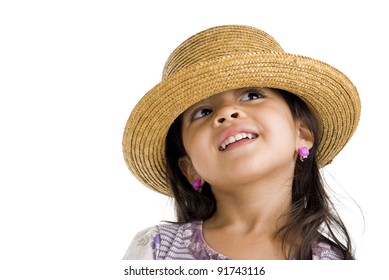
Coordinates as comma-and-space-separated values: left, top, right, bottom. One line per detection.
1, 0, 387, 278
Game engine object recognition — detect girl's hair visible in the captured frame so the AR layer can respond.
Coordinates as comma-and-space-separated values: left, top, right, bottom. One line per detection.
165, 89, 354, 260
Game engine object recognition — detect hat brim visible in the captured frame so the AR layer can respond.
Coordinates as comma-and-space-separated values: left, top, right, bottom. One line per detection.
123, 52, 360, 196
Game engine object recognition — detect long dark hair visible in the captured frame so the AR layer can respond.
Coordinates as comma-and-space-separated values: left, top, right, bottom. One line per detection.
165, 89, 354, 259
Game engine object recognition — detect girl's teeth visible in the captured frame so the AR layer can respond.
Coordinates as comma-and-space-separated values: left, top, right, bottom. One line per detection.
220, 133, 256, 151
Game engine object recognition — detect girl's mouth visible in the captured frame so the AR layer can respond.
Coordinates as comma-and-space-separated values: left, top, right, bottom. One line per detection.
218, 132, 258, 151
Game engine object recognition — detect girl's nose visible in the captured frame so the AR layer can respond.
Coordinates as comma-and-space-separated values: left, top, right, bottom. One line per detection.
214, 105, 240, 124
217, 112, 239, 123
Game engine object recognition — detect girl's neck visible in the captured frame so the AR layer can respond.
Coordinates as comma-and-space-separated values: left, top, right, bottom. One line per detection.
202, 178, 294, 260
205, 178, 292, 235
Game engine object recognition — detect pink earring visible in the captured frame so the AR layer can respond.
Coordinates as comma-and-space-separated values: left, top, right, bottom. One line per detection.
298, 147, 310, 162
192, 179, 203, 193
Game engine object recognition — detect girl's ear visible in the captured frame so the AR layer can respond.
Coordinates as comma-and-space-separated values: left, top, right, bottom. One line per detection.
296, 119, 314, 150
178, 156, 201, 183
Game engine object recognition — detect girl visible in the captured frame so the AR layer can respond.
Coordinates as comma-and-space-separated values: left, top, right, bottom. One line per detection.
122, 25, 361, 260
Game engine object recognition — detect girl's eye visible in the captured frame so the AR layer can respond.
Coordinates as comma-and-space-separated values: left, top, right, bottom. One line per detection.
192, 108, 212, 120
241, 89, 263, 101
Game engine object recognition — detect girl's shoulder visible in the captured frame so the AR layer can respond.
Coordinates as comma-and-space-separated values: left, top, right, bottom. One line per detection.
122, 221, 201, 260
312, 236, 346, 260
122, 225, 160, 260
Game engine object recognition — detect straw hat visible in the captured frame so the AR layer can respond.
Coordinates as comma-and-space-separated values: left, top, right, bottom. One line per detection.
123, 25, 361, 196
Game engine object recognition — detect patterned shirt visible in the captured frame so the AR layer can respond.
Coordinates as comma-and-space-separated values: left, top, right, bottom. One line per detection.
123, 220, 344, 260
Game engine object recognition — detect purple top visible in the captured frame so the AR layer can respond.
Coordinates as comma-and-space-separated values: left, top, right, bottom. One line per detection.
123, 220, 344, 260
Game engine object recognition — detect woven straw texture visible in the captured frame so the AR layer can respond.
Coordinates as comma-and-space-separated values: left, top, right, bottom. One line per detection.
123, 25, 361, 196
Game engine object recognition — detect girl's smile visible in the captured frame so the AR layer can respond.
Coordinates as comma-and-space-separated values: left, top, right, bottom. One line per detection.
217, 125, 259, 152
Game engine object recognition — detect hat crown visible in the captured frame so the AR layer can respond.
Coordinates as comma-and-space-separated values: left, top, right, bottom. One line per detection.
162, 25, 284, 79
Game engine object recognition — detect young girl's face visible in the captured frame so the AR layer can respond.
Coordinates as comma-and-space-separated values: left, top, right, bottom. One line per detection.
179, 88, 312, 190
